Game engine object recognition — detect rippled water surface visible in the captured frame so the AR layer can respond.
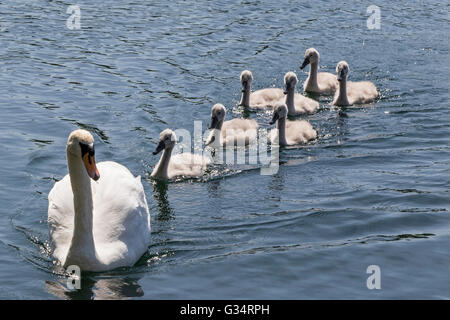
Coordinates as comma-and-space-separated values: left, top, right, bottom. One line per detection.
0, 0, 449, 299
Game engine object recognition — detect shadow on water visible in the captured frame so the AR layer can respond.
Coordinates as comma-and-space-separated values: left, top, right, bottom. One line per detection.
266, 171, 285, 202
207, 178, 223, 199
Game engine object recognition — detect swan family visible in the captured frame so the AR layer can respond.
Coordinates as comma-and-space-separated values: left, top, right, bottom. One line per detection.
48, 47, 379, 272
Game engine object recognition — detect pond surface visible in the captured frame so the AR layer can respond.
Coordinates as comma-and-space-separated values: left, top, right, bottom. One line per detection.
0, 0, 449, 299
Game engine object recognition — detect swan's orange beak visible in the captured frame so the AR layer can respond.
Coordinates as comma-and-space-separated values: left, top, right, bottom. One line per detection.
82, 152, 100, 181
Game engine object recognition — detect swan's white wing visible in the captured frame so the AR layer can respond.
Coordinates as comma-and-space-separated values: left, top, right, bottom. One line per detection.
48, 174, 75, 264
91, 161, 150, 267
250, 88, 284, 108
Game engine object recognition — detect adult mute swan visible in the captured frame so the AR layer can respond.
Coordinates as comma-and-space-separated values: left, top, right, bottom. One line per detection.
151, 129, 210, 180
239, 70, 285, 109
300, 48, 338, 95
48, 129, 151, 272
332, 61, 378, 106
283, 72, 319, 115
205, 103, 259, 147
268, 103, 317, 146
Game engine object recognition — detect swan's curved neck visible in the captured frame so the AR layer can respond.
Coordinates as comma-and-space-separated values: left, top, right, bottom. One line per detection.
307, 61, 319, 89
335, 78, 349, 106
277, 117, 288, 146
240, 87, 251, 108
153, 147, 173, 180
65, 150, 98, 267
285, 89, 296, 115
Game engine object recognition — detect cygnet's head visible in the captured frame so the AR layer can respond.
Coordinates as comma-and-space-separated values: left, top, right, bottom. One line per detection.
66, 129, 100, 181
269, 103, 288, 125
153, 129, 177, 155
300, 48, 320, 69
209, 103, 227, 129
284, 72, 298, 93
240, 70, 253, 92
336, 61, 350, 81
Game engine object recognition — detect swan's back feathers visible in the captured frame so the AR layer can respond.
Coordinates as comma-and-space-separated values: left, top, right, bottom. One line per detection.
269, 120, 317, 145
285, 120, 317, 144
221, 118, 259, 146
92, 162, 150, 254
317, 72, 338, 93
222, 118, 258, 131
168, 152, 211, 179
346, 81, 378, 104
48, 161, 151, 268
333, 80, 378, 105
250, 88, 285, 108
292, 93, 319, 114
303, 71, 338, 94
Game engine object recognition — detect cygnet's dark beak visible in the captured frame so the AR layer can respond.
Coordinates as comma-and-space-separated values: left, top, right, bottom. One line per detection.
300, 57, 310, 70
153, 140, 165, 155
241, 80, 248, 93
205, 135, 215, 146
269, 112, 279, 125
209, 116, 219, 130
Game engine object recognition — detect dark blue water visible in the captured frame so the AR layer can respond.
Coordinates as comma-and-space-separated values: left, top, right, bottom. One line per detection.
0, 0, 449, 299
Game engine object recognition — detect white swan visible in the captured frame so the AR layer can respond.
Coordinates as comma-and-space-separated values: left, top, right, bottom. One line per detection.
205, 103, 259, 147
300, 48, 338, 94
239, 70, 285, 108
151, 129, 210, 180
282, 72, 319, 115
332, 61, 378, 106
48, 129, 151, 272
269, 103, 317, 146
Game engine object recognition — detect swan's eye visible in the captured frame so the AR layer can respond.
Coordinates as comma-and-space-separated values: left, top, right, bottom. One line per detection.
79, 142, 95, 157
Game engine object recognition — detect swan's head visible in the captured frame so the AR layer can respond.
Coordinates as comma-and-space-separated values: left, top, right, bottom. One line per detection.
240, 70, 253, 92
66, 129, 100, 181
153, 129, 177, 155
269, 103, 288, 125
300, 48, 319, 69
209, 103, 226, 129
284, 72, 298, 93
336, 61, 349, 81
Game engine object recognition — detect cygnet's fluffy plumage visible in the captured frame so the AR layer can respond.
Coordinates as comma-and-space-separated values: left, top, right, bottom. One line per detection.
151, 129, 210, 180
206, 103, 259, 147
239, 70, 285, 109
332, 61, 378, 106
268, 103, 317, 146
300, 48, 338, 95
